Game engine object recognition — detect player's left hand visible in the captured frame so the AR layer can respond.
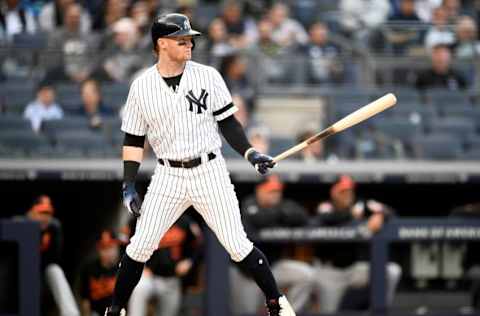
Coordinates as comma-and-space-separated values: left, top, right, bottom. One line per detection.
122, 182, 142, 218
246, 149, 276, 175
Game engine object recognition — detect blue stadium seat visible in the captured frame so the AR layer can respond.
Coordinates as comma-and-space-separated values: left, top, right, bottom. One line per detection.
463, 149, 480, 160
373, 118, 422, 142
12, 33, 47, 50
221, 142, 238, 159
440, 105, 476, 118
429, 117, 476, 139
0, 115, 31, 130
101, 83, 129, 109
42, 117, 91, 143
55, 84, 81, 111
412, 133, 463, 160
427, 91, 472, 107
270, 137, 296, 157
1, 81, 35, 113
0, 129, 52, 157
54, 130, 112, 157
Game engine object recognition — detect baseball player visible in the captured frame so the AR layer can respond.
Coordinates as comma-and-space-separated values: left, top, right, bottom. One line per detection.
105, 13, 295, 316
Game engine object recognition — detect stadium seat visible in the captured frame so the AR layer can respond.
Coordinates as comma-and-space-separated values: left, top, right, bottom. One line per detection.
463, 149, 480, 160
101, 83, 129, 109
412, 133, 463, 160
373, 118, 422, 142
12, 33, 47, 50
440, 105, 476, 119
55, 84, 81, 111
429, 117, 476, 139
221, 142, 238, 159
270, 137, 296, 157
42, 117, 91, 143
1, 81, 35, 113
0, 129, 52, 157
54, 130, 113, 157
0, 115, 31, 130
426, 91, 472, 108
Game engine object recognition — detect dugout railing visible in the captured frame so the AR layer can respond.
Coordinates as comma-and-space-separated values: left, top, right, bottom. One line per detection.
208, 218, 480, 316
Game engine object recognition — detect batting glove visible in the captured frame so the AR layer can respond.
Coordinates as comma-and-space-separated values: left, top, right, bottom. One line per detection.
122, 182, 142, 218
245, 148, 276, 175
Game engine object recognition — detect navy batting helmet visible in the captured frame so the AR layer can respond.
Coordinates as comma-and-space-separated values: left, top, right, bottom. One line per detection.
151, 13, 201, 49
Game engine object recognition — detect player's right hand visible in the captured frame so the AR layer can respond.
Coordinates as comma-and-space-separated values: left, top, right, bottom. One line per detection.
122, 182, 142, 218
246, 148, 276, 175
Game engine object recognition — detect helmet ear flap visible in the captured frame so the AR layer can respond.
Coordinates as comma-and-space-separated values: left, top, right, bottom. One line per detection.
191, 38, 196, 50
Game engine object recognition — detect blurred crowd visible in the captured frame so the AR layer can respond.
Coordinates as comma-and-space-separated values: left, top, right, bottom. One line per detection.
0, 0, 479, 161
1, 0, 479, 85
15, 174, 480, 316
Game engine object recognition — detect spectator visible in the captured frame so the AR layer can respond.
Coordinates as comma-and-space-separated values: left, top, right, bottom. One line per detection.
220, 54, 256, 110
424, 6, 455, 50
267, 3, 309, 49
389, 0, 422, 21
220, 1, 257, 49
384, 0, 424, 55
249, 18, 290, 83
442, 0, 461, 23
95, 18, 144, 82
313, 175, 402, 313
45, 3, 99, 83
39, 0, 91, 34
76, 79, 114, 128
339, 0, 391, 38
300, 22, 343, 84
129, 0, 151, 49
91, 0, 128, 32
203, 18, 236, 68
247, 125, 270, 155
23, 83, 64, 133
79, 230, 121, 316
0, 0, 37, 42
128, 215, 203, 316
231, 175, 314, 315
415, 43, 467, 90
415, 0, 442, 22
18, 195, 80, 316
453, 16, 480, 59
296, 129, 338, 162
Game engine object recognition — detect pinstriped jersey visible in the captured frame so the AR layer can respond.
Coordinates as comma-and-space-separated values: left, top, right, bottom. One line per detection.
121, 61, 237, 160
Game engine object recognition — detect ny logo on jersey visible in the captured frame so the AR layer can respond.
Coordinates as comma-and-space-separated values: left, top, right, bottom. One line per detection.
186, 89, 209, 114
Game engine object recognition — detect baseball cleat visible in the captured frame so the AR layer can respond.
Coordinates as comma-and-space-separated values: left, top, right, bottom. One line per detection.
104, 306, 126, 316
266, 295, 296, 316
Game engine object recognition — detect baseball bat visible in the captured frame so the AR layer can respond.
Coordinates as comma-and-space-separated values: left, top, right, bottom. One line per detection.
272, 93, 397, 163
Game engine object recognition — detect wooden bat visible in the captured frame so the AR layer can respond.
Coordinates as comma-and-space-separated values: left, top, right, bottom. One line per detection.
272, 93, 397, 163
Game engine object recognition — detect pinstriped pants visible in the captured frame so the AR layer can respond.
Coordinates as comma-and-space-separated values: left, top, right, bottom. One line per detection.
126, 153, 254, 263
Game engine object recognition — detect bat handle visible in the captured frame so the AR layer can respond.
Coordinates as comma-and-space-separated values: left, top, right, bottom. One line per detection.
272, 142, 308, 164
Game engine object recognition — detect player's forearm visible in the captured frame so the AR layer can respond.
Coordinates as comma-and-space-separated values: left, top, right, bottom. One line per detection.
123, 133, 145, 183
218, 115, 252, 157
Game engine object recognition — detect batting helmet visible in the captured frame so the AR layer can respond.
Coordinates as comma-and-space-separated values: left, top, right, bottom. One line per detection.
151, 13, 201, 49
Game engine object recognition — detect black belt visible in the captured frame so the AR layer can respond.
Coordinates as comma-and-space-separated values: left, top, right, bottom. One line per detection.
158, 152, 216, 168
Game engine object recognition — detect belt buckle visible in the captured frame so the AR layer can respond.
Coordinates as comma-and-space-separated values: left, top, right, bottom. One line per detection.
181, 159, 189, 168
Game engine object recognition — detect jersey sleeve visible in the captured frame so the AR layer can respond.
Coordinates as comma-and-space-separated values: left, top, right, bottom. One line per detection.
210, 68, 238, 121
121, 81, 148, 136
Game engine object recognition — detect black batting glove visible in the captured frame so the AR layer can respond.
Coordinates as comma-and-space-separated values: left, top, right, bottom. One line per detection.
245, 148, 276, 175
122, 182, 142, 218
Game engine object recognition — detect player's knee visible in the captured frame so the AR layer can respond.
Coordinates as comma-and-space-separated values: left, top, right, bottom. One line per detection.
227, 242, 254, 262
